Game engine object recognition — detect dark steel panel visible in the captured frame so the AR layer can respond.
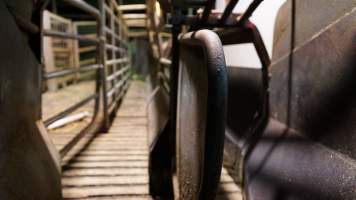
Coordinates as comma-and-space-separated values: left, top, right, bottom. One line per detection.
177, 30, 227, 199
147, 87, 172, 199
270, 1, 356, 159
245, 119, 356, 200
245, 1, 356, 199
225, 67, 263, 144
62, 0, 101, 19
224, 67, 263, 185
0, 1, 62, 199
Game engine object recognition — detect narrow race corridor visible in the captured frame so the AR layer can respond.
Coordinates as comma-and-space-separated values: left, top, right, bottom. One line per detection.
61, 81, 151, 199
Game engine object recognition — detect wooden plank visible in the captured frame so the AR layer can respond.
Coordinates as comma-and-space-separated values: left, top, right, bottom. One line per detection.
128, 31, 148, 38
79, 58, 96, 66
44, 10, 72, 24
73, 21, 97, 26
62, 176, 148, 187
160, 32, 172, 38
63, 185, 149, 199
82, 33, 97, 39
79, 46, 97, 53
123, 13, 147, 19
118, 4, 146, 11
126, 19, 147, 27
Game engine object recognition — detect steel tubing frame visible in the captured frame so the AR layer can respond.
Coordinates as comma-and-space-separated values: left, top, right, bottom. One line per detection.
42, 0, 130, 157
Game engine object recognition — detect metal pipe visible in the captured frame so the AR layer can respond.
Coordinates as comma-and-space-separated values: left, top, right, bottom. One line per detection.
44, 64, 100, 80
106, 65, 129, 81
63, 0, 101, 19
106, 74, 130, 97
43, 30, 99, 43
238, 0, 264, 25
44, 94, 97, 126
219, 0, 239, 25
201, 0, 215, 24
105, 44, 125, 52
108, 82, 129, 113
106, 58, 129, 65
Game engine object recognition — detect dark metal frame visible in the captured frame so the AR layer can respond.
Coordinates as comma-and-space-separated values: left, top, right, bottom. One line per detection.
148, 0, 271, 198
176, 29, 228, 199
171, 0, 270, 163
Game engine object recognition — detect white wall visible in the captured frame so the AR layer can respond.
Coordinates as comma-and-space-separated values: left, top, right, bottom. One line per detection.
216, 0, 286, 68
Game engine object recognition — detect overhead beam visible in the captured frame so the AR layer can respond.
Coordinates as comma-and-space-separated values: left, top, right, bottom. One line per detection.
126, 19, 147, 27
123, 13, 147, 19
118, 4, 147, 11
128, 31, 148, 38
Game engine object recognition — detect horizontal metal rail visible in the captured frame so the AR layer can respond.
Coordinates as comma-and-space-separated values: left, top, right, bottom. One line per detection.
104, 27, 120, 39
43, 30, 99, 43
44, 94, 97, 127
44, 64, 100, 80
106, 65, 130, 81
104, 5, 122, 26
106, 58, 129, 65
104, 27, 128, 47
105, 44, 125, 52
108, 83, 129, 113
63, 0, 101, 19
106, 73, 130, 98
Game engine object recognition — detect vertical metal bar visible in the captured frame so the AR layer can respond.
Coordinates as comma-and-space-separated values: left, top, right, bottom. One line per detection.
170, 7, 182, 165
238, 0, 264, 25
219, 0, 239, 25
109, 1, 117, 102
242, 24, 270, 167
201, 0, 215, 24
99, 0, 110, 131
63, 0, 101, 19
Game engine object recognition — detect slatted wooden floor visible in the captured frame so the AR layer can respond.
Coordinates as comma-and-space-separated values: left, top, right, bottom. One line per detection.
60, 81, 242, 200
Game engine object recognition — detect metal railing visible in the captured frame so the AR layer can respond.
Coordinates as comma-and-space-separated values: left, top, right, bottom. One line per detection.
146, 1, 172, 94
42, 0, 130, 157
101, 0, 130, 115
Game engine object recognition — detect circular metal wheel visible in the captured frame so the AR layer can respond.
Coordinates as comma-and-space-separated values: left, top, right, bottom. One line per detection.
176, 30, 227, 200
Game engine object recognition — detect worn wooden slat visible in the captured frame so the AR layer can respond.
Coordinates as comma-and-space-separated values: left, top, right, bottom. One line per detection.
128, 31, 148, 38
123, 13, 147, 19
63, 168, 148, 177
63, 185, 149, 199
62, 176, 148, 187
118, 4, 147, 11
